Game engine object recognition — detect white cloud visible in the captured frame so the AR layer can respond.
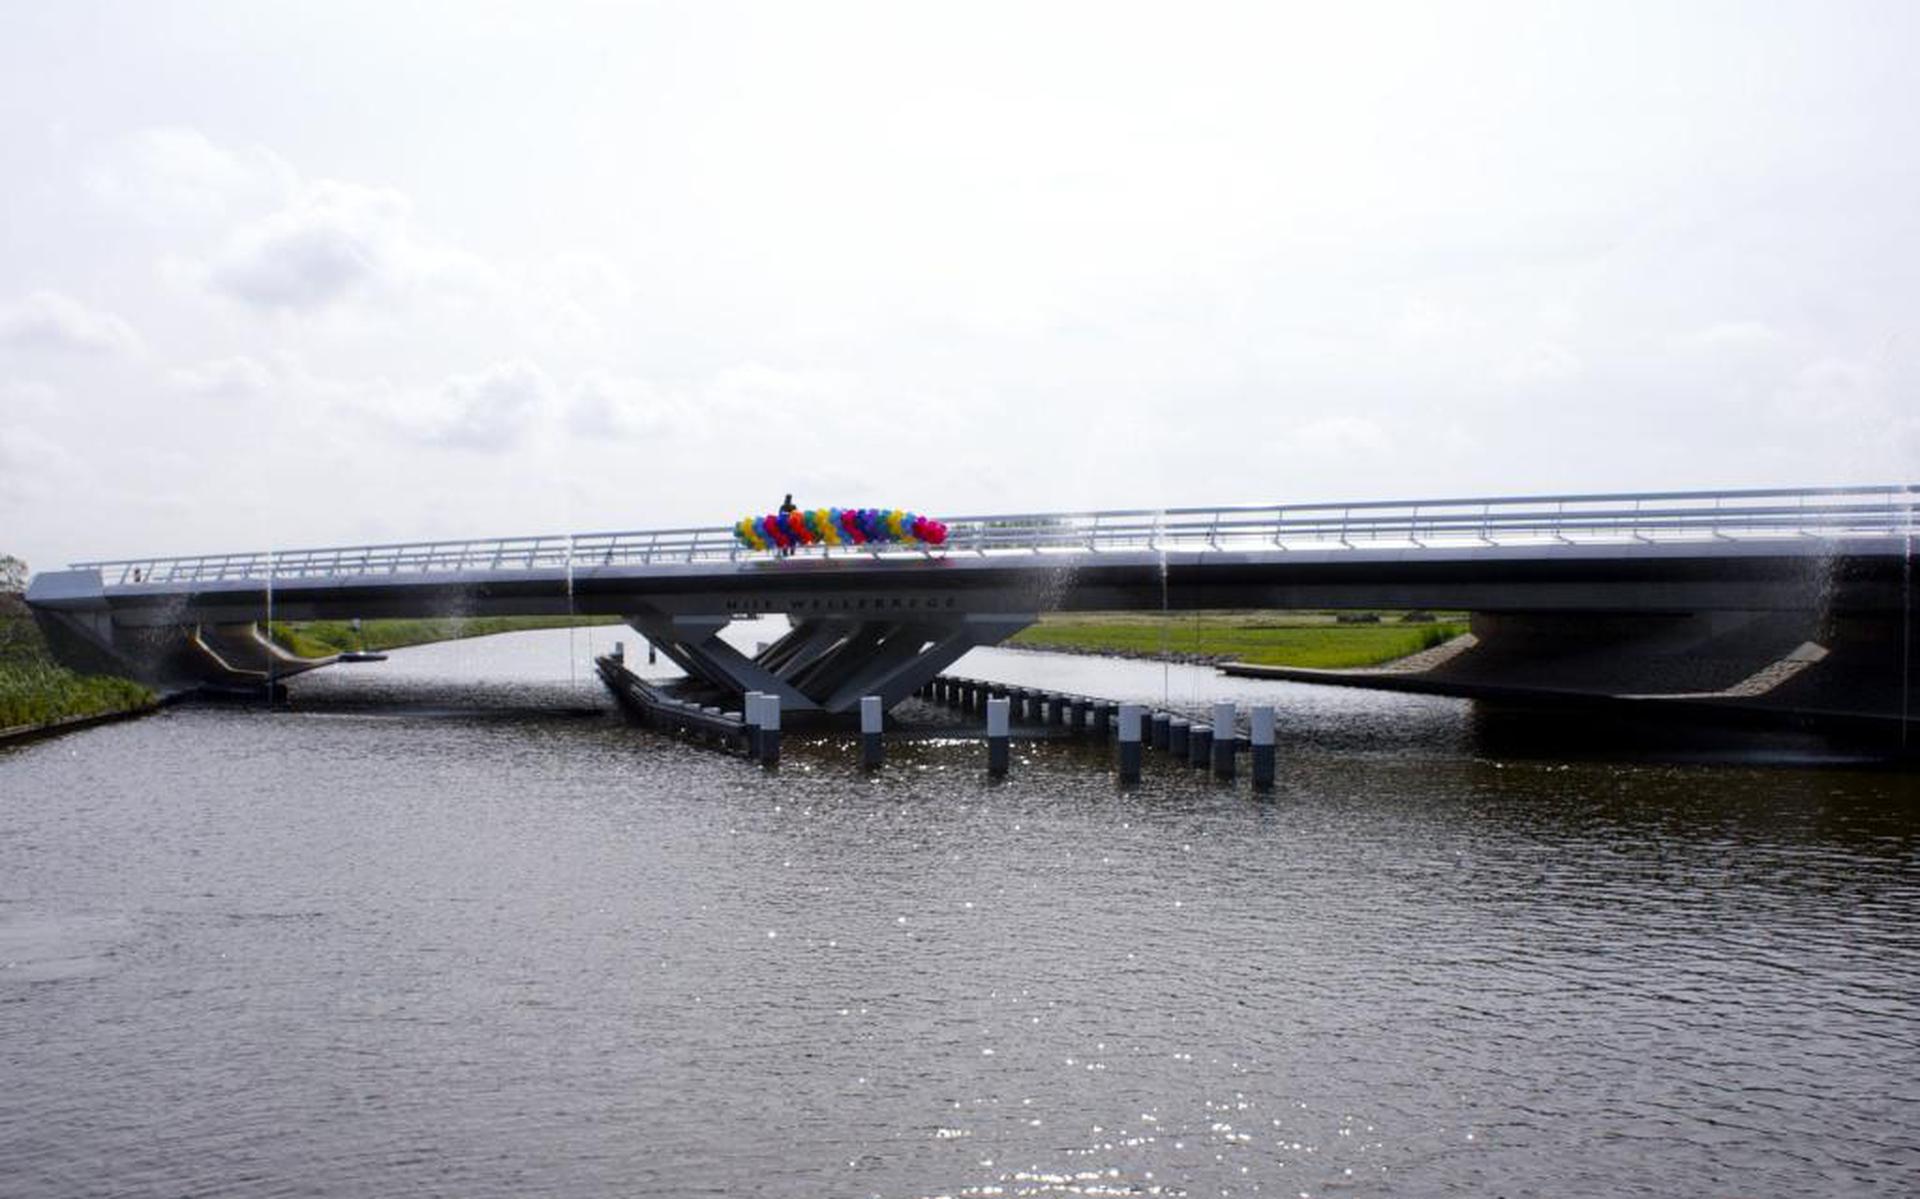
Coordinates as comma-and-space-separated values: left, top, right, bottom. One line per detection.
1676, 321, 1779, 352
0, 425, 88, 509
0, 291, 142, 356
1496, 344, 1583, 386
404, 360, 558, 451
89, 127, 296, 226
167, 355, 275, 399
205, 178, 498, 313
569, 371, 700, 439
1290, 414, 1390, 458
207, 181, 408, 310
0, 380, 60, 415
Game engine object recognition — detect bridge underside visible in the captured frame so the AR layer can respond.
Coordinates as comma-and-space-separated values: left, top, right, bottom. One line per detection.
1227, 608, 1917, 736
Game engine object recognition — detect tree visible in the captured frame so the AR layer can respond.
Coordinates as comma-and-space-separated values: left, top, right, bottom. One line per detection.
0, 555, 26, 593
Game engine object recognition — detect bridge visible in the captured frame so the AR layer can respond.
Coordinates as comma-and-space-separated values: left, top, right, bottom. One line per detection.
24, 485, 1918, 732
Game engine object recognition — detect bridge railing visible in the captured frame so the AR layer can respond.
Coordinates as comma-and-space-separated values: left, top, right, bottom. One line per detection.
75, 485, 1918, 586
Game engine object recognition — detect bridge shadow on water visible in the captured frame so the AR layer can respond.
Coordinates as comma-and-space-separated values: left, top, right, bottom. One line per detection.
1464, 703, 1914, 772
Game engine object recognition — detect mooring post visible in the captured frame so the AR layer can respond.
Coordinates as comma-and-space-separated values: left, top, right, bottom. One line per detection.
1092, 702, 1113, 741
860, 695, 884, 770
612, 640, 624, 662
1168, 716, 1190, 759
1211, 702, 1236, 778
760, 693, 782, 766
1117, 703, 1143, 783
1044, 695, 1065, 727
1250, 704, 1276, 789
1152, 712, 1171, 751
986, 696, 1011, 776
1067, 698, 1087, 733
1189, 719, 1211, 768
744, 692, 764, 759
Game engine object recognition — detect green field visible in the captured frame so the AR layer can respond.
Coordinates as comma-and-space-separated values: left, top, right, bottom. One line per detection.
0, 599, 155, 731
1009, 611, 1468, 669
269, 615, 623, 658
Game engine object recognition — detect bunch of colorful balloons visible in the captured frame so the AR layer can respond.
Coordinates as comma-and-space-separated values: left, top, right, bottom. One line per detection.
735, 507, 950, 551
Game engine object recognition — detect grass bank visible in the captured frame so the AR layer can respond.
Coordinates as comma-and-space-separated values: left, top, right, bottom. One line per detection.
269, 615, 623, 659
0, 598, 155, 732
1009, 610, 1469, 669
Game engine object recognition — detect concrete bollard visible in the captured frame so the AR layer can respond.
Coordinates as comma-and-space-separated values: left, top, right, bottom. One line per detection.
860, 695, 884, 769
1189, 723, 1211, 768
1168, 716, 1190, 759
1116, 703, 1144, 782
986, 696, 1011, 776
744, 692, 764, 758
1211, 702, 1237, 778
612, 640, 625, 662
1250, 704, 1276, 789
760, 693, 782, 766
1152, 712, 1171, 751
1092, 702, 1113, 740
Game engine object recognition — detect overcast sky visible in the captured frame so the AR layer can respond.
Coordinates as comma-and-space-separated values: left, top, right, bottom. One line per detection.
2, 0, 1915, 570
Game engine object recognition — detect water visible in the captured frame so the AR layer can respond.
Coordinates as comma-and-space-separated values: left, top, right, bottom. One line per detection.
3, 628, 1918, 1198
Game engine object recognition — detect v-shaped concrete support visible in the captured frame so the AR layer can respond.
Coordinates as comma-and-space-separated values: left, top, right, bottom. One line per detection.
624, 609, 1033, 716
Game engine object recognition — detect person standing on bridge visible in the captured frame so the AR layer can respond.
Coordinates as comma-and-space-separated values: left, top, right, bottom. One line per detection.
778, 493, 798, 557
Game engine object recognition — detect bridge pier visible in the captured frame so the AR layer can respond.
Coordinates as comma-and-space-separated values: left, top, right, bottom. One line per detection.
624, 606, 1034, 717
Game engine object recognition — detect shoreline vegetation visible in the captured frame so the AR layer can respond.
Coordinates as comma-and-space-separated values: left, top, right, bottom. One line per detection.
1, 594, 156, 735
267, 615, 623, 659
1008, 610, 1469, 669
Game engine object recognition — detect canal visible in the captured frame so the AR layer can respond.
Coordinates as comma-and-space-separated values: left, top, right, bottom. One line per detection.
3, 624, 1916, 1197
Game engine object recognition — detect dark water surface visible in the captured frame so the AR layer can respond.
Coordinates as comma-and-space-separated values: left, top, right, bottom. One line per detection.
3, 627, 1917, 1198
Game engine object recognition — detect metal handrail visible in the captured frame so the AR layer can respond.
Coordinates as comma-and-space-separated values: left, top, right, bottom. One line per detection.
74, 485, 1920, 586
